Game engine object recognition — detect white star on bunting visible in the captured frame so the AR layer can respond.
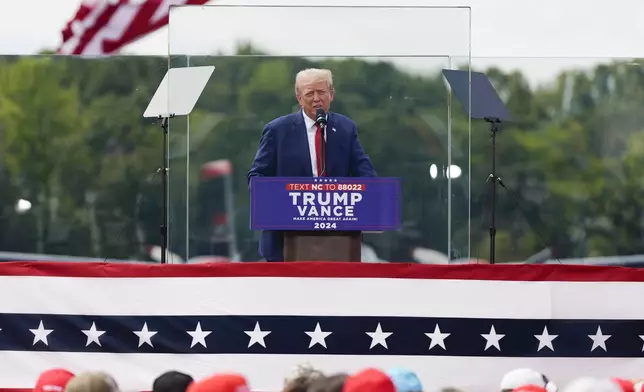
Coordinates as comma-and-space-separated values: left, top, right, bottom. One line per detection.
134, 322, 157, 348
481, 325, 505, 351
245, 322, 271, 348
534, 326, 558, 351
639, 335, 644, 351
187, 322, 212, 348
82, 322, 106, 347
30, 320, 54, 346
589, 326, 611, 352
425, 324, 450, 350
366, 323, 393, 349
305, 323, 332, 348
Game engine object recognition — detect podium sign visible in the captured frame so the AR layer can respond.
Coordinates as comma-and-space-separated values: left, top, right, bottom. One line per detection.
250, 177, 401, 231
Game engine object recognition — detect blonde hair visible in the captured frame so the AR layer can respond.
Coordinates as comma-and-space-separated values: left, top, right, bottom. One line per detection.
64, 372, 119, 392
295, 68, 334, 95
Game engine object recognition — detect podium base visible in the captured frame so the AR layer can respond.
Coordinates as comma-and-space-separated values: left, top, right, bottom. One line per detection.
283, 231, 361, 262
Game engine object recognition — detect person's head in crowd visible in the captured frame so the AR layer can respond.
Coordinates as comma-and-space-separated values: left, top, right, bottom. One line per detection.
386, 368, 422, 392
308, 373, 348, 392
35, 368, 76, 392
563, 378, 622, 392
322, 373, 349, 392
186, 373, 249, 392
514, 386, 547, 392
64, 371, 120, 392
342, 368, 395, 392
153, 371, 194, 392
501, 368, 557, 392
283, 364, 326, 392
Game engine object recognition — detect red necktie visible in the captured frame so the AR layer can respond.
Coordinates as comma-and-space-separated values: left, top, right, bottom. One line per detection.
315, 123, 325, 176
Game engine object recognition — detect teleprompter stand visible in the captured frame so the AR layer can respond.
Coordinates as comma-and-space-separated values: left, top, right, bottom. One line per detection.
442, 69, 512, 264
158, 114, 174, 264
143, 65, 215, 264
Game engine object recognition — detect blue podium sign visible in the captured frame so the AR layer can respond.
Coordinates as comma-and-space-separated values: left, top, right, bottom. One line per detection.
250, 177, 401, 231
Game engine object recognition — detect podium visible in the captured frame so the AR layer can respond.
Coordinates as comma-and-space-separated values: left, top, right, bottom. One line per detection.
250, 177, 401, 262
283, 231, 361, 262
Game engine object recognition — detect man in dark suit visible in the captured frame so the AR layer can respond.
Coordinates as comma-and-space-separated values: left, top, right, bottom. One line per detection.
247, 68, 377, 261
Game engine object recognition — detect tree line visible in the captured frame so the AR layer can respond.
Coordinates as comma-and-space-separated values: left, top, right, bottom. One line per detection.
1, 48, 642, 263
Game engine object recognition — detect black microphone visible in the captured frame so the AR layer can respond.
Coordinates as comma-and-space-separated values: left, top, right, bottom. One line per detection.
315, 108, 327, 127
315, 108, 327, 176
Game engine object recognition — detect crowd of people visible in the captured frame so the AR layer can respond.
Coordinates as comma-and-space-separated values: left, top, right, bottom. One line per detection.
31, 365, 644, 392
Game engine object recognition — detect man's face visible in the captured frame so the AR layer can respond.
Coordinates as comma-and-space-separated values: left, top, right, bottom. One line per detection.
296, 79, 334, 120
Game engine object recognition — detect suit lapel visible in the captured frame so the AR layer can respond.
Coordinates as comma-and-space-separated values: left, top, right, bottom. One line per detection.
325, 112, 336, 176
293, 112, 314, 177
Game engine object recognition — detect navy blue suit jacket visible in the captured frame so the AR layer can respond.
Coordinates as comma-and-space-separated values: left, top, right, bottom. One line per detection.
247, 111, 377, 261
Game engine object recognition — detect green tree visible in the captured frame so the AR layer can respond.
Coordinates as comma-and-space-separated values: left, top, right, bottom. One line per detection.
0, 57, 87, 254
3, 51, 644, 263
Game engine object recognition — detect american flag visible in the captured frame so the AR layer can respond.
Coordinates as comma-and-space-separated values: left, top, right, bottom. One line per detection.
0, 262, 642, 391
58, 0, 210, 56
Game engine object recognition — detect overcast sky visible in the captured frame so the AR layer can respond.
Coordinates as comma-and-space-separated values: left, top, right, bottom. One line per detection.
1, 0, 643, 86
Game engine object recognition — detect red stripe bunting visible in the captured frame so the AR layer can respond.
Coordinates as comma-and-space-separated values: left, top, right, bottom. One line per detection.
0, 261, 642, 282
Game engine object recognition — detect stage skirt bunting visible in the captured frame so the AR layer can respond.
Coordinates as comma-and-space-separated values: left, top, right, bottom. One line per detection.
0, 262, 642, 392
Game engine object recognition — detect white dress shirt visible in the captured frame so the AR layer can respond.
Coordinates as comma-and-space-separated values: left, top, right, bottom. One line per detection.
302, 110, 327, 177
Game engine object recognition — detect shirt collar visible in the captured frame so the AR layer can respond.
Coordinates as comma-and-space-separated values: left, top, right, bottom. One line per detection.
302, 109, 327, 130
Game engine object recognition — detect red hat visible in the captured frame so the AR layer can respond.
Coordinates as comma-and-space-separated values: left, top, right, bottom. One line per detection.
34, 369, 75, 392
343, 369, 395, 392
613, 378, 635, 392
187, 374, 249, 392
513, 386, 547, 392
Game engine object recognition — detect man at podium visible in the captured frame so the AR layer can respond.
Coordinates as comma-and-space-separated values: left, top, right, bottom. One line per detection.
247, 68, 377, 262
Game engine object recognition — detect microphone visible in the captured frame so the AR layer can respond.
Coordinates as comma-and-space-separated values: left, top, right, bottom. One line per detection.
315, 108, 327, 176
315, 108, 327, 128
